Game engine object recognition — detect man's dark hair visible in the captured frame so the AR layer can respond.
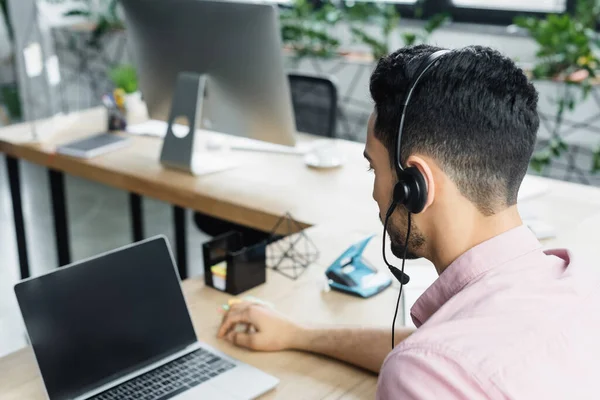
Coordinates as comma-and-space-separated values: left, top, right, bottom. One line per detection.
369, 45, 539, 215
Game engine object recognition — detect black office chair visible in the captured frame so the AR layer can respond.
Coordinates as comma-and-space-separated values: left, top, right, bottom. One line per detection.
193, 73, 339, 246
288, 73, 338, 138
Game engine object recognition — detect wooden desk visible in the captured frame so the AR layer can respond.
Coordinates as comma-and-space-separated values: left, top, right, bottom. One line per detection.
2, 207, 600, 400
0, 108, 381, 278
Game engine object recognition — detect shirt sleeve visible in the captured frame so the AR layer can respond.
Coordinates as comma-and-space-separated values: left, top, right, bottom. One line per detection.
377, 347, 491, 400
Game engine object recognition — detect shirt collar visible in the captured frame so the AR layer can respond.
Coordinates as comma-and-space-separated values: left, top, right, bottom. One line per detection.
410, 224, 542, 327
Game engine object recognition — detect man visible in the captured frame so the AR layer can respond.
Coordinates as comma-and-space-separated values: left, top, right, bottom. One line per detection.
217, 45, 600, 398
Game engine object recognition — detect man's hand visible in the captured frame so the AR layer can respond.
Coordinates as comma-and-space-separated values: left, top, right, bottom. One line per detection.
217, 302, 304, 351
217, 301, 414, 373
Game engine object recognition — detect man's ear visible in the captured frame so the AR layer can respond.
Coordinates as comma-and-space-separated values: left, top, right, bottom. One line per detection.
406, 155, 435, 212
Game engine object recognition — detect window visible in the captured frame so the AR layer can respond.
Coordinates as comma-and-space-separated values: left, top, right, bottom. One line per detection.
386, 0, 418, 3
353, 0, 418, 3
452, 0, 566, 13
390, 0, 575, 26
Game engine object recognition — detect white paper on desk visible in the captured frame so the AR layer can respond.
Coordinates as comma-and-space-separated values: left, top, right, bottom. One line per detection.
518, 175, 549, 202
46, 55, 61, 86
23, 42, 43, 78
524, 219, 556, 240
518, 202, 557, 240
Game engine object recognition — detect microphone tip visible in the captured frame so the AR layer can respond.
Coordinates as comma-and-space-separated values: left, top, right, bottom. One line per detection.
389, 266, 410, 285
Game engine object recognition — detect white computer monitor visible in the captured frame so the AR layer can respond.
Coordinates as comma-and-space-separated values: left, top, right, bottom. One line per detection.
121, 0, 297, 149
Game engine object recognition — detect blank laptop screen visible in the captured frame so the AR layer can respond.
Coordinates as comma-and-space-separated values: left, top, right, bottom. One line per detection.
14, 237, 197, 400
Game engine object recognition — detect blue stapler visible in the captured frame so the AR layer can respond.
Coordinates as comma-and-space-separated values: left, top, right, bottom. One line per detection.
325, 235, 392, 298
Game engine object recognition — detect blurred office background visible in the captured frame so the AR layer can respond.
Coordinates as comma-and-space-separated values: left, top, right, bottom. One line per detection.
1, 0, 600, 356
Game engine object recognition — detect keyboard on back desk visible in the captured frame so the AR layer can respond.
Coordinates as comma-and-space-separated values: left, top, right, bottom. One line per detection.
90, 348, 236, 400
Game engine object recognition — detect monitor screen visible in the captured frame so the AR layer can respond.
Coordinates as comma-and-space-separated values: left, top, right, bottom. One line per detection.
14, 237, 197, 400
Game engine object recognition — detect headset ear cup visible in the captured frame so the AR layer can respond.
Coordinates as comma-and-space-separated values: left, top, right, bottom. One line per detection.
401, 167, 428, 214
392, 181, 407, 204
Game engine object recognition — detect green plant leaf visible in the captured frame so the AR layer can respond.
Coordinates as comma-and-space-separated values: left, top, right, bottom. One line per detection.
87, 17, 111, 48
558, 139, 569, 152
282, 22, 340, 60
0, 0, 14, 41
414, 6, 424, 19
350, 27, 387, 60
592, 147, 600, 174
424, 13, 450, 34
383, 10, 400, 37
549, 137, 569, 157
343, 2, 380, 22
530, 152, 551, 173
280, 0, 342, 60
0, 84, 22, 120
63, 9, 92, 17
514, 16, 536, 30
401, 32, 417, 46
550, 145, 561, 157
109, 64, 138, 94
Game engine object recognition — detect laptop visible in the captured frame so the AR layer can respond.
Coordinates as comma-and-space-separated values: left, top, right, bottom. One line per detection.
14, 236, 279, 400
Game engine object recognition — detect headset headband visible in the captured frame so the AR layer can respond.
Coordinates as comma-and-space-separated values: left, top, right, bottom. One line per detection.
395, 49, 451, 173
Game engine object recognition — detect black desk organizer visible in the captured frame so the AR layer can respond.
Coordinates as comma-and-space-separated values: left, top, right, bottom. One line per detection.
203, 231, 267, 295
202, 213, 319, 295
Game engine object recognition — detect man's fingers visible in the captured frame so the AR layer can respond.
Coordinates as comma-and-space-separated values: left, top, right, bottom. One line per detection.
220, 302, 253, 326
226, 331, 255, 349
218, 301, 262, 337
218, 307, 250, 338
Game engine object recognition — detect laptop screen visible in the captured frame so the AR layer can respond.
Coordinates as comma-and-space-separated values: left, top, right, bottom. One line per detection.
14, 236, 197, 400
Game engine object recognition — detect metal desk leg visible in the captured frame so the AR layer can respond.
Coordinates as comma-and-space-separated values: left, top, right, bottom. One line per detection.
173, 206, 188, 280
6, 157, 30, 280
129, 193, 144, 242
48, 169, 71, 267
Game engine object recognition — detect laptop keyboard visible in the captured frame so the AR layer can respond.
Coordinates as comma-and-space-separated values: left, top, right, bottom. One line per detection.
89, 348, 236, 400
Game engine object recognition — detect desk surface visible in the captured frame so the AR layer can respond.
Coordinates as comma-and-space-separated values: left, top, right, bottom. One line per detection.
2, 211, 600, 400
0, 226, 404, 400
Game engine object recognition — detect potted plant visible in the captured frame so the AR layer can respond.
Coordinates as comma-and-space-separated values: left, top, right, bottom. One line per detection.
109, 64, 137, 94
108, 64, 144, 119
514, 0, 600, 174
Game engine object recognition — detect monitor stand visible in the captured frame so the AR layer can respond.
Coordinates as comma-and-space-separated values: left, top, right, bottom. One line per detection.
159, 72, 240, 176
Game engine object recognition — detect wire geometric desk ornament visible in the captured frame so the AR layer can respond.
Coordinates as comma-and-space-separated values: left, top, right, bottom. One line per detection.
265, 212, 319, 280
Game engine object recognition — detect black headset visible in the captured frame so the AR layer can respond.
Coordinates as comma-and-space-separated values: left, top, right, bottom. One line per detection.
390, 49, 450, 217
384, 49, 450, 348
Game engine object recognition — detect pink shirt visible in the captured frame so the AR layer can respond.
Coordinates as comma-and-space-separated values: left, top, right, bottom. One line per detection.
377, 225, 600, 399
